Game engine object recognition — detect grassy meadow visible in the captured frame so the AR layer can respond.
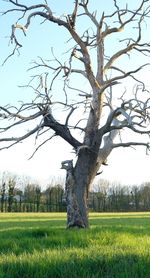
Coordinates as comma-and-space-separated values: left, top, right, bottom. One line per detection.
0, 213, 150, 277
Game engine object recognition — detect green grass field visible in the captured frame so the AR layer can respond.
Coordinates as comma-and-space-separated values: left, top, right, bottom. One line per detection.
0, 212, 150, 277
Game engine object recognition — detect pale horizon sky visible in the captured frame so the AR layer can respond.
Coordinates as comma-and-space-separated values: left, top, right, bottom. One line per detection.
0, 0, 150, 188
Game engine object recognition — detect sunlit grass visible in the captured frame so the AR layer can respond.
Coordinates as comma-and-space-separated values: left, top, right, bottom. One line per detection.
0, 212, 150, 277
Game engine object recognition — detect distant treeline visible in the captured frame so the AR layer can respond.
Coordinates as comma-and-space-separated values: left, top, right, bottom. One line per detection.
0, 175, 150, 212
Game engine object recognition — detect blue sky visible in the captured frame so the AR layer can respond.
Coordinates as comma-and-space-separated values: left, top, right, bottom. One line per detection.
0, 0, 150, 187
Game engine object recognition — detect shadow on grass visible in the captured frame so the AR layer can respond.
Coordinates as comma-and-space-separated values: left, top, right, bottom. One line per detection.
1, 252, 150, 278
0, 225, 90, 255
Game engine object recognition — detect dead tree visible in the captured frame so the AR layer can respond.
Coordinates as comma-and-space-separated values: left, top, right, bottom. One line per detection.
0, 0, 150, 227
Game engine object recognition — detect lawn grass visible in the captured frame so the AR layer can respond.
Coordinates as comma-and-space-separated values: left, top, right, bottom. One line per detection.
0, 212, 150, 277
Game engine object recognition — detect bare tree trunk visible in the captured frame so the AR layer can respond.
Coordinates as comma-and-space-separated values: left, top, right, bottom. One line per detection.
64, 164, 89, 228
62, 148, 98, 228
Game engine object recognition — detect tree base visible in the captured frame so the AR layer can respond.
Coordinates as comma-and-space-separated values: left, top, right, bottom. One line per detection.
67, 220, 86, 229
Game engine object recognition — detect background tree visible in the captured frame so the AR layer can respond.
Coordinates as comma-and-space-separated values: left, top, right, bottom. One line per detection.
131, 185, 141, 211
140, 182, 150, 210
0, 1, 150, 228
35, 185, 41, 212
0, 181, 6, 213
91, 179, 109, 212
13, 187, 23, 212
24, 183, 37, 212
44, 182, 65, 212
8, 177, 16, 212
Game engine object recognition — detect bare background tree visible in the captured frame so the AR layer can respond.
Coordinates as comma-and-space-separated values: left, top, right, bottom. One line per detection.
0, 0, 150, 228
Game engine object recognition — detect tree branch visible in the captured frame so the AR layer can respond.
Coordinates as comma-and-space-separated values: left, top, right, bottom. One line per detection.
43, 108, 82, 150
0, 124, 42, 150
112, 141, 150, 151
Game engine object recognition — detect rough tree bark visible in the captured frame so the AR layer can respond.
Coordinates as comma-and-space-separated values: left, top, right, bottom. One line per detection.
0, 1, 150, 228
